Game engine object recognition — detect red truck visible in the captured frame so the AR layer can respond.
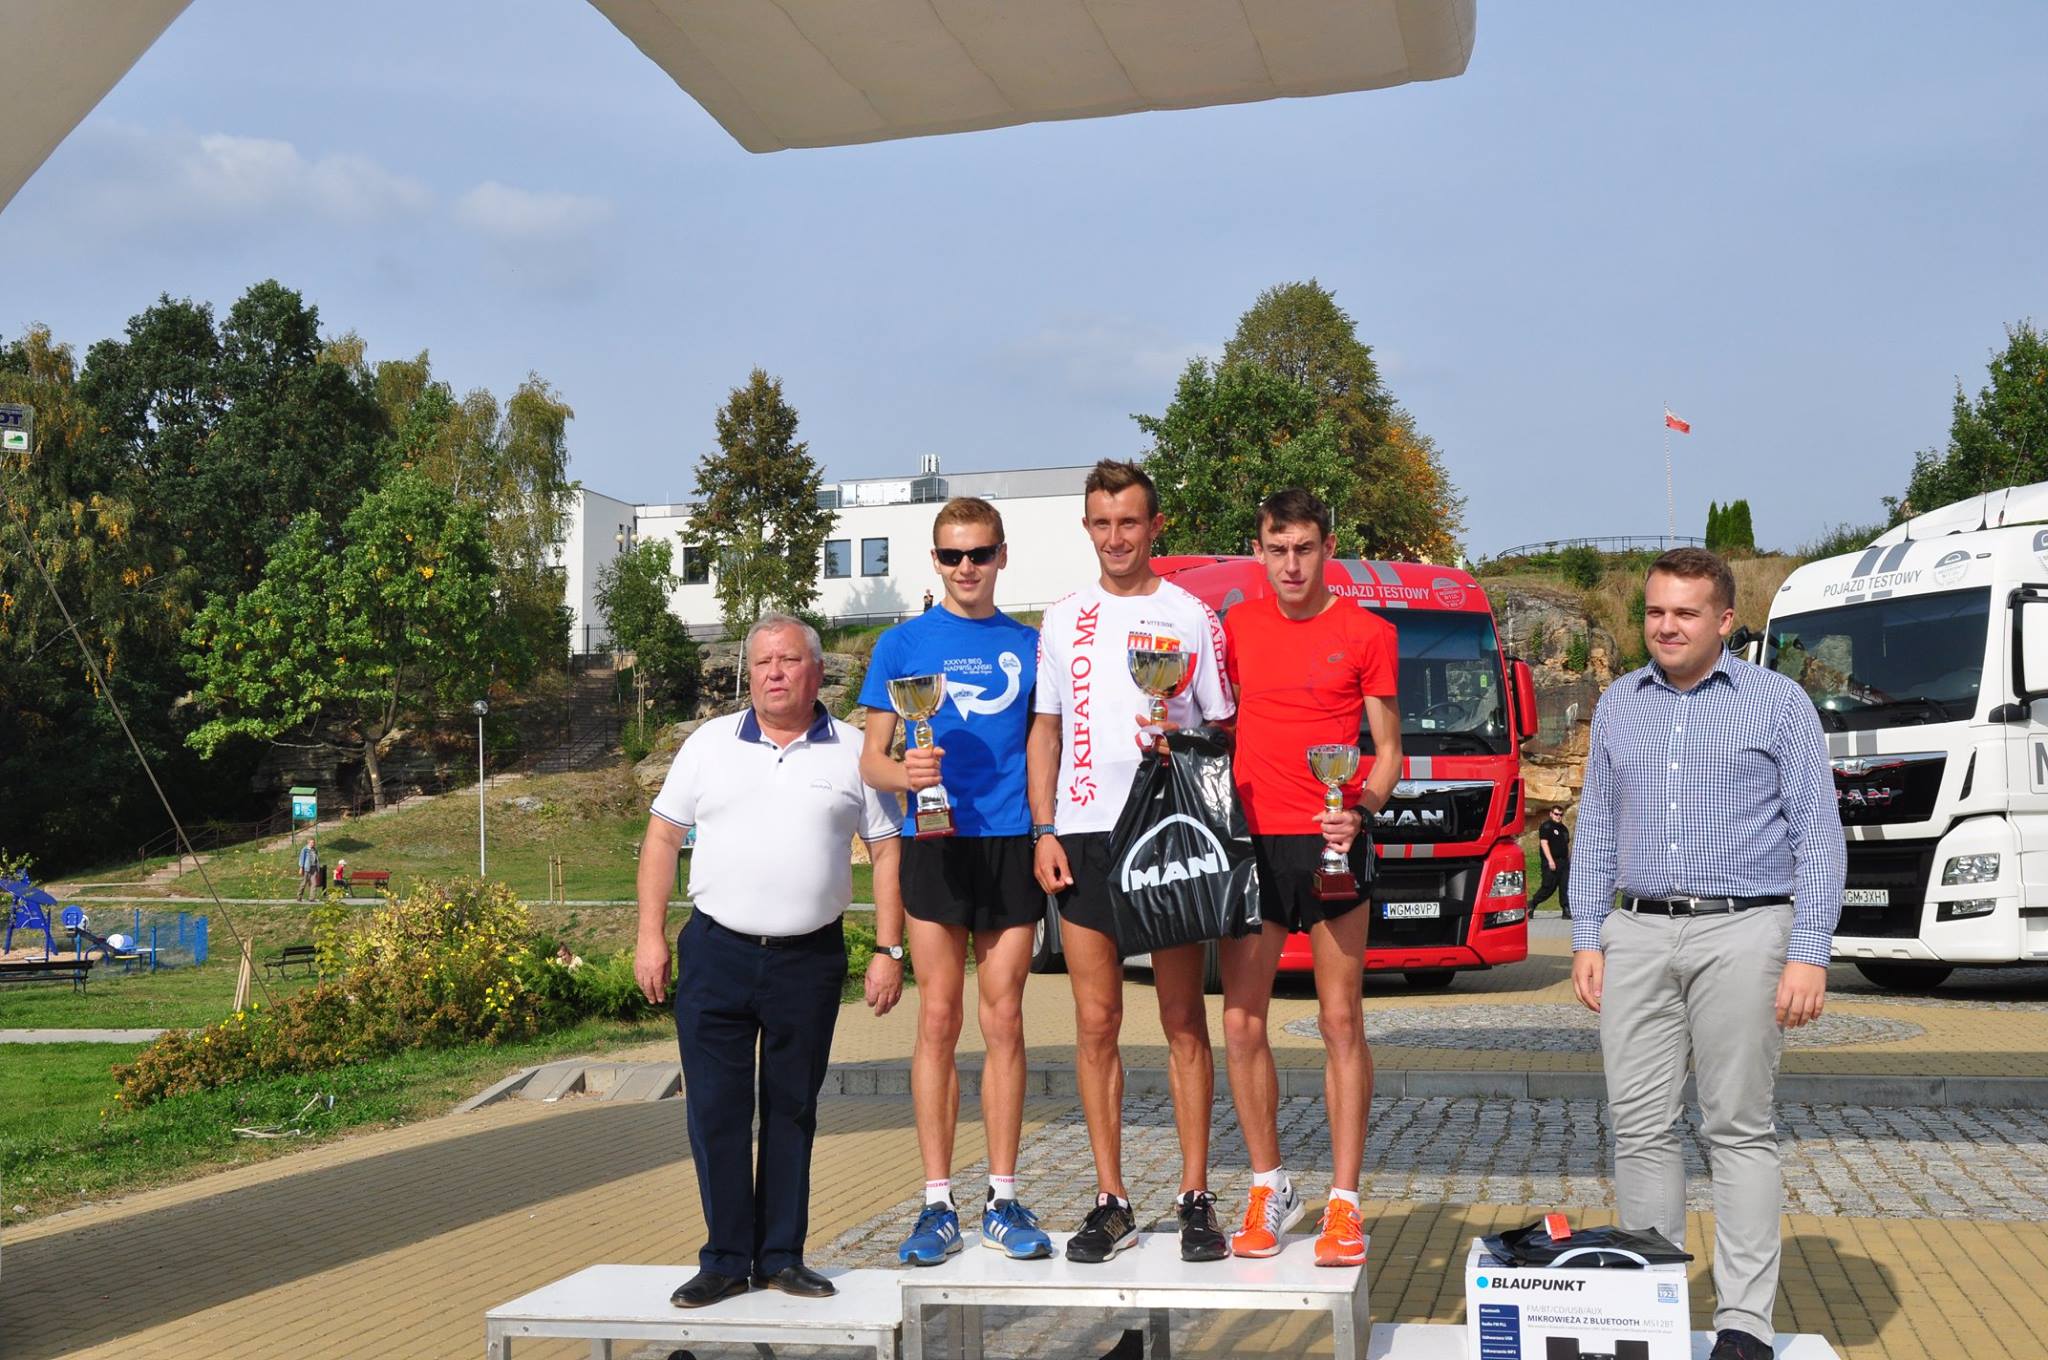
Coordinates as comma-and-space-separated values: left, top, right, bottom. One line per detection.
1031, 557, 1537, 990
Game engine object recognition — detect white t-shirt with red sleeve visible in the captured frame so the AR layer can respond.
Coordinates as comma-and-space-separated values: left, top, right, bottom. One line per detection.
1033, 579, 1235, 835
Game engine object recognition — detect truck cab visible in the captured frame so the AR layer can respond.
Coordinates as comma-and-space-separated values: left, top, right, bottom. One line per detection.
1765, 480, 2048, 989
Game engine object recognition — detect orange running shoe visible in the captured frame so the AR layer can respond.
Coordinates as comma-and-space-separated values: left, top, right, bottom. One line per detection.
1229, 1181, 1304, 1259
1315, 1198, 1367, 1267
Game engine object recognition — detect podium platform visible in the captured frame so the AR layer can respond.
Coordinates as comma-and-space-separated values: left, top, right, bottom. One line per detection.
899, 1231, 1366, 1360
484, 1258, 1842, 1360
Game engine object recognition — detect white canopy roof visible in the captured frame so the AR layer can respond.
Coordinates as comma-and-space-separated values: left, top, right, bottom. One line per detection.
0, 0, 1473, 212
588, 0, 1476, 152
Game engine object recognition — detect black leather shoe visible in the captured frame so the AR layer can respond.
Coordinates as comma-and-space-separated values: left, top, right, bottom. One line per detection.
1708, 1329, 1775, 1360
670, 1270, 748, 1309
750, 1263, 836, 1298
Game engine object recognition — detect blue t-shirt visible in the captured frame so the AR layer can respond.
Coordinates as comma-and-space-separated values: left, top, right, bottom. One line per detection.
858, 606, 1038, 837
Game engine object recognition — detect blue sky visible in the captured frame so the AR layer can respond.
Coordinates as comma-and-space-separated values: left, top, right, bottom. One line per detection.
2, 1, 2044, 555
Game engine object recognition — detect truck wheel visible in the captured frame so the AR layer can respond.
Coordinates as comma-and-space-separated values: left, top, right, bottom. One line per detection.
1854, 961, 1952, 992
1403, 970, 1457, 991
1029, 905, 1066, 975
1201, 940, 1223, 994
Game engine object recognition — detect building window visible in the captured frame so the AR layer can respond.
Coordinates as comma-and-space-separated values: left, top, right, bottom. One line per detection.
824, 539, 851, 579
861, 537, 890, 577
681, 546, 710, 585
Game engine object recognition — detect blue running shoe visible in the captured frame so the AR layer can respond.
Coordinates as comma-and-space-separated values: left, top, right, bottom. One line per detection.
898, 1202, 963, 1266
981, 1194, 1054, 1260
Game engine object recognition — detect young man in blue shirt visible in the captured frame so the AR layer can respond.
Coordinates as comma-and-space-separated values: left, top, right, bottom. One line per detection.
859, 497, 1052, 1265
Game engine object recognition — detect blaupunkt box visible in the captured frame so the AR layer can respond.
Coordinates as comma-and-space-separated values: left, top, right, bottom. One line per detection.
1464, 1239, 1690, 1360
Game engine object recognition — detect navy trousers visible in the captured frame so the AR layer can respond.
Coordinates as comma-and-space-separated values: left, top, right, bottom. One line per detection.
673, 910, 846, 1278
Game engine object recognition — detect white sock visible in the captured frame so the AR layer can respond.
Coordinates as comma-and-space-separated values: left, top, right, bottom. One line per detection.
1252, 1165, 1288, 1195
988, 1174, 1017, 1203
1329, 1187, 1360, 1208
925, 1179, 952, 1208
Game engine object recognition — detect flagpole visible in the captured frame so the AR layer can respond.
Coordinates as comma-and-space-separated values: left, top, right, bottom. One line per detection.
1663, 400, 1675, 545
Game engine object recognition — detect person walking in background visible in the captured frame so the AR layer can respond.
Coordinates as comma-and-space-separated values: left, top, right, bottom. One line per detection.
1529, 804, 1571, 918
1570, 547, 1844, 1360
858, 497, 1051, 1266
295, 837, 321, 901
921, 588, 935, 613
635, 613, 907, 1309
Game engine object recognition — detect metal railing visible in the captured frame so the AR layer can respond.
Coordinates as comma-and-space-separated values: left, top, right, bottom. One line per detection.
1487, 535, 1705, 561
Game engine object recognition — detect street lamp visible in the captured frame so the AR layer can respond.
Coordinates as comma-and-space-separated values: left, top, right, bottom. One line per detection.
471, 699, 490, 876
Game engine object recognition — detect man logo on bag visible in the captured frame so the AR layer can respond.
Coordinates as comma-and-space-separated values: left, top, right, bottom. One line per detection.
1118, 813, 1230, 892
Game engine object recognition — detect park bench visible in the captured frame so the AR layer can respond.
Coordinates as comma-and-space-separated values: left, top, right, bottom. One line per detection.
263, 944, 319, 979
0, 956, 95, 993
336, 868, 392, 893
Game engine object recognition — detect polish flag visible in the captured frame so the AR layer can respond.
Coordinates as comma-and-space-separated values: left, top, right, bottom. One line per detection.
1664, 409, 1691, 434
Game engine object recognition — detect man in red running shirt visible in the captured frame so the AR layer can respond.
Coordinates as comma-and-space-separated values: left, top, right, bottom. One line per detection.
1219, 489, 1401, 1268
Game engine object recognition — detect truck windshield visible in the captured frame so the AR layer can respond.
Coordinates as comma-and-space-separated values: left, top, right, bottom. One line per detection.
1765, 587, 1990, 730
1363, 610, 1511, 756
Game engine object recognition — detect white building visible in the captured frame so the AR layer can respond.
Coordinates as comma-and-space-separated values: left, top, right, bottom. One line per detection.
557, 457, 1097, 649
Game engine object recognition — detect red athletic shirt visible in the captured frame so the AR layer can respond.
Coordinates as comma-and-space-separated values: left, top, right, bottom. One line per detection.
1223, 595, 1398, 835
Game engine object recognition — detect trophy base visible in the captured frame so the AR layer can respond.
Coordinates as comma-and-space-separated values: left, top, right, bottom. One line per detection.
912, 809, 956, 838
1312, 869, 1359, 902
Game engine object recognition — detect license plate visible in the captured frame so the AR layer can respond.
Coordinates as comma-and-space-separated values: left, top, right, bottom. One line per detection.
1843, 889, 1890, 907
1383, 901, 1441, 920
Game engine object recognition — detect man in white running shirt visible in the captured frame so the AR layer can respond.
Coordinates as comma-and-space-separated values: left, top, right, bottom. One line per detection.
1028, 459, 1236, 1266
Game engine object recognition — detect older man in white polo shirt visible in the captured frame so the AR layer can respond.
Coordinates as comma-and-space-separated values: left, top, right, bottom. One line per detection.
635, 612, 907, 1310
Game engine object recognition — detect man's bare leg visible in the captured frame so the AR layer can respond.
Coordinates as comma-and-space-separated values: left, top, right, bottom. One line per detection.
1062, 918, 1128, 1197
1150, 940, 1214, 1194
1219, 922, 1292, 1172
908, 916, 969, 1185
970, 923, 1035, 1179
1310, 910, 1373, 1189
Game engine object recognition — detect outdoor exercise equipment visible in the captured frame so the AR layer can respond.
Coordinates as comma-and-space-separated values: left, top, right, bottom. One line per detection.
3, 875, 58, 956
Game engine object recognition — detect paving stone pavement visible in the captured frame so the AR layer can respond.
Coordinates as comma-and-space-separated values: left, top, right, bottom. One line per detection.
1281, 1003, 1927, 1051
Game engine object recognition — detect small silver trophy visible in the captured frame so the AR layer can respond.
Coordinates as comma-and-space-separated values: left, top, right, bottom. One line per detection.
1127, 647, 1193, 759
887, 673, 955, 837
1306, 743, 1363, 900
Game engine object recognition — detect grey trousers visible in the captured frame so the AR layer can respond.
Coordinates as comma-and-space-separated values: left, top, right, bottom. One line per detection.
1599, 903, 1793, 1343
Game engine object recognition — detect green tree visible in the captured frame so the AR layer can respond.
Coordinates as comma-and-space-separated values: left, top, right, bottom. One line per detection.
1898, 321, 2048, 516
1557, 544, 1603, 589
1137, 358, 1353, 554
1705, 500, 1722, 549
2, 325, 215, 864
1724, 499, 1755, 553
685, 369, 833, 636
184, 467, 511, 808
1222, 280, 1465, 560
595, 539, 701, 714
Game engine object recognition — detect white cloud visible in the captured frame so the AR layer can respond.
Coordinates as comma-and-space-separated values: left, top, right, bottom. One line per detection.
452, 181, 613, 241
29, 123, 432, 231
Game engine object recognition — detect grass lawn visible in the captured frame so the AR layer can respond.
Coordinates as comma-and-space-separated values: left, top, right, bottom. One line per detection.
0, 959, 313, 1030
1, 1018, 671, 1227
66, 763, 878, 906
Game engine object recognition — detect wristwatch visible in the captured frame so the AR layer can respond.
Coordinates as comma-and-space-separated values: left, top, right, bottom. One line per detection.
1031, 823, 1058, 843
875, 943, 905, 961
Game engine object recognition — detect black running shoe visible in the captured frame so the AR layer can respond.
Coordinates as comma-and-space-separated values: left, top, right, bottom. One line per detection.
1176, 1190, 1229, 1261
1065, 1195, 1138, 1263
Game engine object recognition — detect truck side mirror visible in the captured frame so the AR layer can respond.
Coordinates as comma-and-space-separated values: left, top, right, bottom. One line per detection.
2015, 591, 2048, 704
1511, 658, 1539, 744
1728, 625, 1763, 664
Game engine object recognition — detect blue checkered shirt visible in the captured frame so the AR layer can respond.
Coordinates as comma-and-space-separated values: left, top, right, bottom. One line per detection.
1568, 650, 1845, 966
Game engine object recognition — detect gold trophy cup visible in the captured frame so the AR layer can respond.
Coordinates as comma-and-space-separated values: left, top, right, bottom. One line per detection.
1127, 647, 1193, 758
887, 673, 955, 838
1306, 743, 1363, 900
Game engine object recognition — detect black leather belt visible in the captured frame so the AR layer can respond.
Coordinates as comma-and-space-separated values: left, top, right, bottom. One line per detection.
697, 912, 842, 949
1620, 894, 1790, 917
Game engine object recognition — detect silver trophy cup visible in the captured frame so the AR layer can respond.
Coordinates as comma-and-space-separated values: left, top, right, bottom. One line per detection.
887, 673, 955, 838
1127, 647, 1193, 758
1306, 743, 1363, 900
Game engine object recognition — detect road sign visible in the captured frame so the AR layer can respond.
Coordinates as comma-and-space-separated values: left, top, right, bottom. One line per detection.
0, 403, 29, 452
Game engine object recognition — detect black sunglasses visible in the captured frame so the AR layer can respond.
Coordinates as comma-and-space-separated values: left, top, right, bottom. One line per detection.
933, 543, 1003, 567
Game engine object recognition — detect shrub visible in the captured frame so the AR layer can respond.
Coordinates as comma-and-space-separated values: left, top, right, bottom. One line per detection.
1558, 545, 1604, 589
116, 879, 567, 1105
1563, 630, 1592, 673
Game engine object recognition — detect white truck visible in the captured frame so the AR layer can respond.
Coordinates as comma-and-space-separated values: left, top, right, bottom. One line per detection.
1764, 480, 2048, 989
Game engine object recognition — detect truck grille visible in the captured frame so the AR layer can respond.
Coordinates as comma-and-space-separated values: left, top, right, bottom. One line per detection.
1370, 781, 1495, 844
1838, 838, 1937, 938
1369, 858, 1481, 950
1832, 752, 1944, 826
